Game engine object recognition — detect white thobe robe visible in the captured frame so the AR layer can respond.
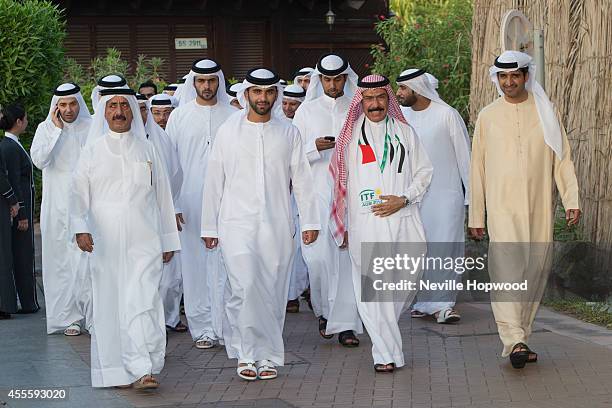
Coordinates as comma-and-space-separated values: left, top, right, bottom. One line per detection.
401, 103, 471, 314
201, 115, 320, 366
31, 119, 92, 334
346, 115, 433, 366
292, 94, 362, 334
165, 100, 236, 340
146, 124, 184, 328
287, 194, 309, 301
71, 131, 180, 387
285, 119, 309, 302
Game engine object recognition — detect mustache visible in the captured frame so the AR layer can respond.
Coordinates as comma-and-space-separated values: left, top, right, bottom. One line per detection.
368, 107, 384, 112
112, 115, 127, 121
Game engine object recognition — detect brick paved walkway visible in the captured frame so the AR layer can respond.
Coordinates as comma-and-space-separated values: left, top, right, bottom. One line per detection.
1, 228, 610, 407
3, 292, 611, 408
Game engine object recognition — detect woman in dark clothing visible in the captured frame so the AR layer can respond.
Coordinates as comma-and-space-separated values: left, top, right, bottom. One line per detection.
0, 152, 20, 319
0, 104, 39, 316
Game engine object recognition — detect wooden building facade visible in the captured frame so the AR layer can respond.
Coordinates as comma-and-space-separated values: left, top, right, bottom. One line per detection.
54, 0, 388, 82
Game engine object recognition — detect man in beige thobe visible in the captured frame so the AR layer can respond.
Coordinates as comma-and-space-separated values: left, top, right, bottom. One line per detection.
468, 51, 580, 369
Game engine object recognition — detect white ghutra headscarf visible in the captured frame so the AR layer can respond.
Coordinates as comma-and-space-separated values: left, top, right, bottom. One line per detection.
86, 88, 147, 146
305, 54, 358, 102
489, 50, 563, 160
396, 69, 448, 107
47, 83, 92, 122
90, 74, 129, 113
177, 59, 231, 107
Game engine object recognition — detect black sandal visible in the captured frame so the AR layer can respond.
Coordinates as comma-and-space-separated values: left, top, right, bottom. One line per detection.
526, 348, 538, 363
318, 317, 334, 339
509, 342, 530, 369
374, 363, 395, 373
166, 321, 188, 332
338, 330, 359, 347
302, 288, 313, 311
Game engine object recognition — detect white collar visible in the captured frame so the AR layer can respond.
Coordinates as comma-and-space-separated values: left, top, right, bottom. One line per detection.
4, 132, 20, 143
108, 130, 130, 139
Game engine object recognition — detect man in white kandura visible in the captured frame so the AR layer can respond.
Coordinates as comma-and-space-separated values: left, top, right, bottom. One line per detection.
201, 68, 320, 381
72, 88, 179, 388
293, 67, 315, 91
137, 94, 186, 333
165, 58, 237, 349
227, 83, 243, 109
281, 84, 309, 313
149, 93, 177, 130
396, 69, 471, 324
172, 74, 190, 101
90, 74, 129, 114
31, 83, 92, 336
292, 53, 362, 346
330, 74, 433, 372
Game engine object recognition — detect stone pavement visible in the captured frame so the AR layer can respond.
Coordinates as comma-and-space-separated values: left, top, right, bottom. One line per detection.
1, 287, 612, 408
2, 228, 611, 408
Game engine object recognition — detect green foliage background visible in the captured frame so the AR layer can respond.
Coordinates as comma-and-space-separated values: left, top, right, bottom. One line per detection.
371, 0, 472, 120
0, 0, 65, 216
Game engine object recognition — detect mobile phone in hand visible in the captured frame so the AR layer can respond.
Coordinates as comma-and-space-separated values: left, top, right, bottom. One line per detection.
324, 136, 335, 142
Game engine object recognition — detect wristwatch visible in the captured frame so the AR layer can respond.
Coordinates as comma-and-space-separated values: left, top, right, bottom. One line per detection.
401, 195, 409, 208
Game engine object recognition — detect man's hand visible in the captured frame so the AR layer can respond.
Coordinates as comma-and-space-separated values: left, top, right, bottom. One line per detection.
371, 195, 406, 217
162, 251, 174, 263
315, 137, 336, 152
566, 209, 581, 227
302, 230, 319, 245
202, 237, 218, 249
340, 231, 348, 249
10, 204, 19, 218
176, 213, 185, 232
16, 218, 28, 231
76, 233, 94, 252
468, 228, 485, 240
51, 106, 63, 129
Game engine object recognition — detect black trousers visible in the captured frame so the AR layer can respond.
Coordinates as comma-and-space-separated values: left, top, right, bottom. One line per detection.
0, 206, 17, 314
10, 217, 38, 312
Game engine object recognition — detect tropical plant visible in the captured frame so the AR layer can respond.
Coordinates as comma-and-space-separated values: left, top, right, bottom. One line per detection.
371, 0, 473, 120
0, 0, 66, 217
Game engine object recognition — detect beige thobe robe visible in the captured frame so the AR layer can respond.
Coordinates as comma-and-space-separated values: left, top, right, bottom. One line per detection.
469, 93, 579, 356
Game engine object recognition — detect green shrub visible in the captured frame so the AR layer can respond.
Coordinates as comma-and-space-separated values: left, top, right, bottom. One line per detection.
371, 0, 472, 120
0, 0, 66, 218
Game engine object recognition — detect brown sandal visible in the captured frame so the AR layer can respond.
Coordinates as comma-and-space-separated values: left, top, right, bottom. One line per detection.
132, 375, 159, 390
319, 317, 334, 339
286, 299, 300, 313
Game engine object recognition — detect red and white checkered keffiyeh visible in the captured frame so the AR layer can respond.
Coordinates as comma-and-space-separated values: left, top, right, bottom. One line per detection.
329, 74, 408, 245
